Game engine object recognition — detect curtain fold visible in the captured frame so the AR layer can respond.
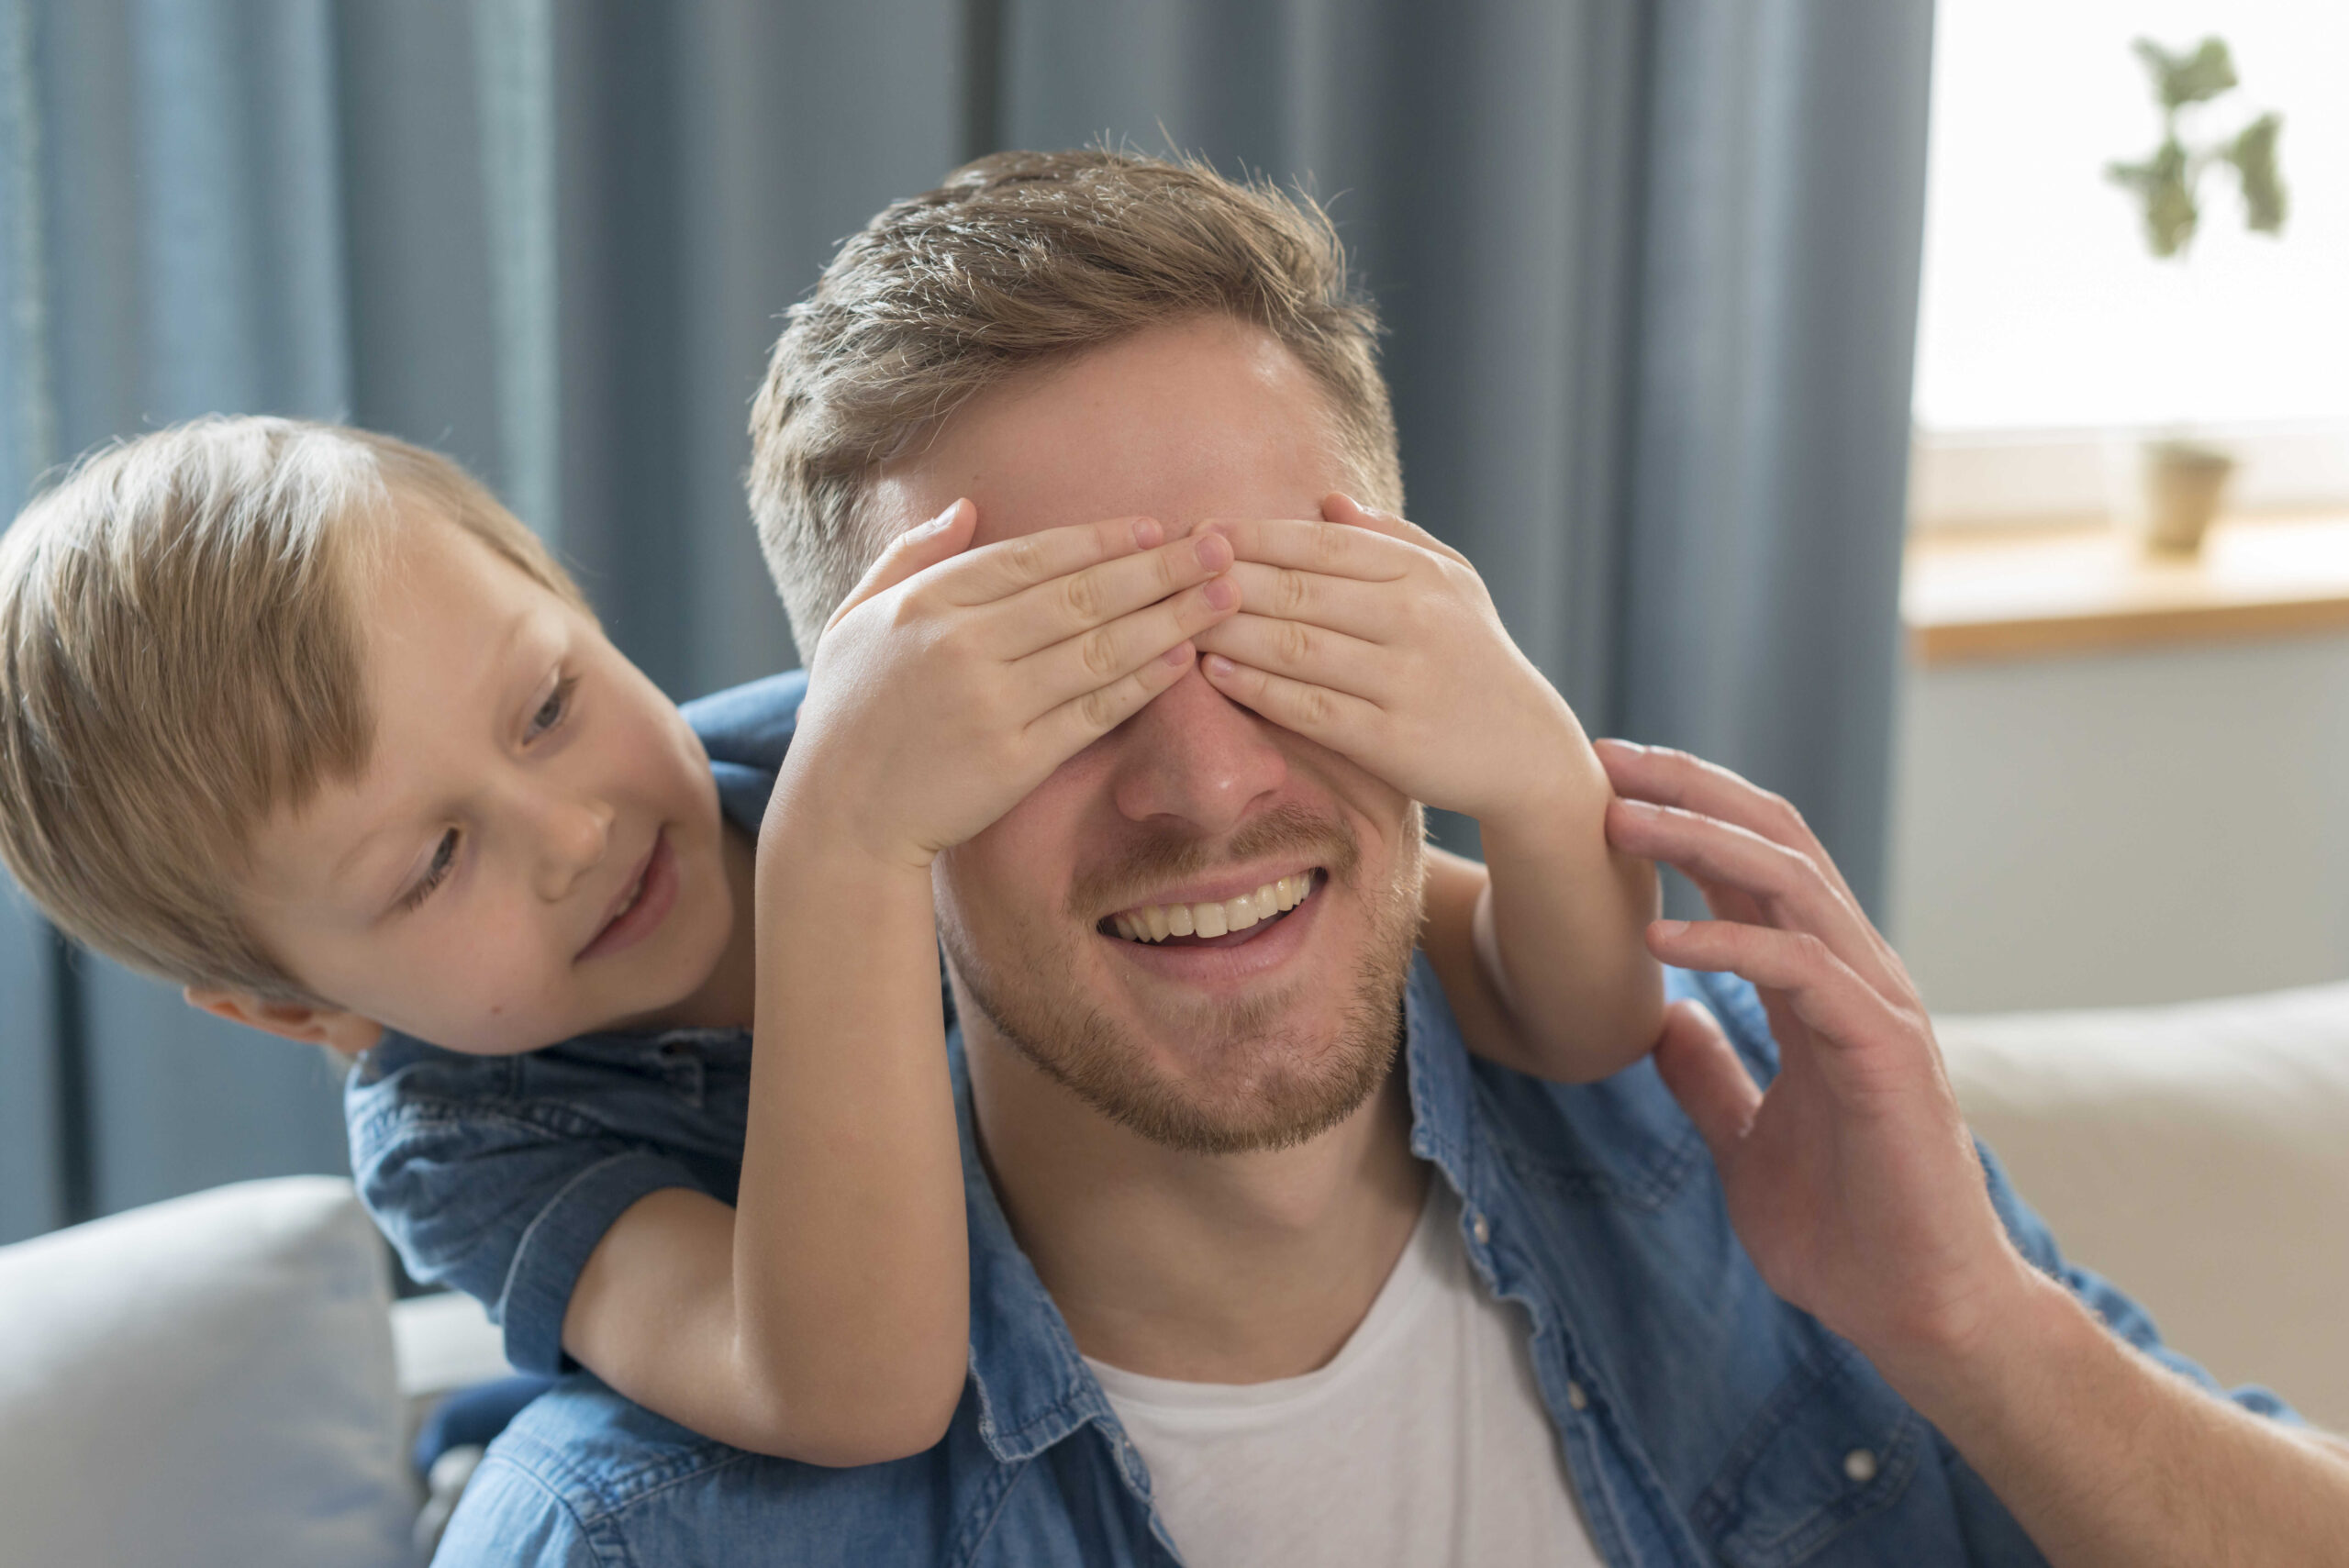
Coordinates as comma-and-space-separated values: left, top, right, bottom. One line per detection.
0, 0, 1932, 1231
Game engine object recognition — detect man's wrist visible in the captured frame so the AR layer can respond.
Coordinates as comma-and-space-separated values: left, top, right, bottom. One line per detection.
1863, 1257, 2093, 1451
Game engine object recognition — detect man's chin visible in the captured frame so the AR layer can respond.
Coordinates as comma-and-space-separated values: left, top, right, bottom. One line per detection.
946, 932, 1413, 1157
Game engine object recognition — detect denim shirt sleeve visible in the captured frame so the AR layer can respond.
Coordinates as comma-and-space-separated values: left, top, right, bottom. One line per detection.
345, 1040, 722, 1377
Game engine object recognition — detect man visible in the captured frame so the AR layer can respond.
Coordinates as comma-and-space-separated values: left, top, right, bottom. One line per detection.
439, 151, 2349, 1565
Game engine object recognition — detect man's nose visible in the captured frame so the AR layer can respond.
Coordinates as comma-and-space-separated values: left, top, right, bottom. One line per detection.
1108, 664, 1288, 834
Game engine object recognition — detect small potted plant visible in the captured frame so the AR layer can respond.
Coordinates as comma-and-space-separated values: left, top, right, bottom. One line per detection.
2105, 36, 2287, 554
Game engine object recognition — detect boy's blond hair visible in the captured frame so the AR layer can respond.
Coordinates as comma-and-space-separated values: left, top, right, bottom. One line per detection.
0, 416, 588, 1000
748, 149, 1404, 653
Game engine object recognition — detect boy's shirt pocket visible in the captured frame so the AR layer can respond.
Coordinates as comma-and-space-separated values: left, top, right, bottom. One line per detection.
346, 1027, 753, 1376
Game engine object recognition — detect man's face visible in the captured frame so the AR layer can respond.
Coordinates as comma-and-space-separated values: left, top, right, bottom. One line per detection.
232, 512, 736, 1054
871, 317, 1426, 1153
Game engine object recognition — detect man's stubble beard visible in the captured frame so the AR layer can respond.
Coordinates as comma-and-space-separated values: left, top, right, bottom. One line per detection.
941, 804, 1427, 1156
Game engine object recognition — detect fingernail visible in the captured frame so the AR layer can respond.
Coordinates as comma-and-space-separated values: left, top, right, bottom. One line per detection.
1598, 737, 1647, 754
1195, 532, 1232, 571
1161, 642, 1193, 668
1134, 517, 1163, 549
1653, 918, 1687, 939
1204, 653, 1237, 679
1205, 576, 1239, 610
925, 500, 963, 530
1617, 796, 1660, 817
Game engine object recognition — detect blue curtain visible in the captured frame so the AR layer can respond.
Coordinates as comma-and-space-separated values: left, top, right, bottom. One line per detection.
0, 0, 1932, 1240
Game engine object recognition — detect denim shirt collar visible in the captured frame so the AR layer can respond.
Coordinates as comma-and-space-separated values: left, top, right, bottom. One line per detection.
952, 950, 1480, 1469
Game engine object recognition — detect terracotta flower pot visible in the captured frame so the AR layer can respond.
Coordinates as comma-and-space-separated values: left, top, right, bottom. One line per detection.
2139, 439, 2236, 555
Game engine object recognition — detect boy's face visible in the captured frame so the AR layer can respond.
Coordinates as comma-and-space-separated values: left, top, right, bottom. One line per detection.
221, 511, 736, 1054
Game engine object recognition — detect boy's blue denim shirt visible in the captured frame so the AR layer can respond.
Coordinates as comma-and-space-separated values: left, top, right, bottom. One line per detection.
351, 671, 2299, 1567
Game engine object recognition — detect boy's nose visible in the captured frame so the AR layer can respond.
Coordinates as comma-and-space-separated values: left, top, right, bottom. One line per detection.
1108, 664, 1287, 835
529, 793, 614, 900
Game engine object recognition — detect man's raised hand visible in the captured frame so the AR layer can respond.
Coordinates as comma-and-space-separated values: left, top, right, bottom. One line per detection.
1595, 740, 2032, 1384
785, 500, 1240, 871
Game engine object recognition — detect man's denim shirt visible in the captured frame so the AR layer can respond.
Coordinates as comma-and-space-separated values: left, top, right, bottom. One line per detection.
351, 672, 2297, 1568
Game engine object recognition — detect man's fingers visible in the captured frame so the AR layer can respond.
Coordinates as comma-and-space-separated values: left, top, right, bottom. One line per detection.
1017, 577, 1240, 711
942, 514, 1169, 606
1651, 1000, 1762, 1163
1644, 918, 1913, 1081
981, 529, 1234, 657
1198, 653, 1386, 755
1607, 796, 1902, 998
1207, 515, 1419, 583
825, 499, 979, 632
1594, 740, 1864, 912
1193, 613, 1386, 697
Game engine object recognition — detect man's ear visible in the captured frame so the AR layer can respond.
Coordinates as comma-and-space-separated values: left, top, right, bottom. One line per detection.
183, 985, 384, 1057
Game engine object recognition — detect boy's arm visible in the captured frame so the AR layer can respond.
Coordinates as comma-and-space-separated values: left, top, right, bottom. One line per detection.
1198, 497, 1663, 1083
1419, 759, 1662, 1081
562, 502, 1237, 1462
562, 838, 961, 1463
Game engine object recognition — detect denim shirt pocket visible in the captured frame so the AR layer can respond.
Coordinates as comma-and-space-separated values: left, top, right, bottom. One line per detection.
1691, 1339, 1925, 1568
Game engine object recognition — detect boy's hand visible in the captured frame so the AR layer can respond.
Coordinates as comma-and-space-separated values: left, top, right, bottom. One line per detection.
1194, 494, 1585, 826
785, 500, 1239, 870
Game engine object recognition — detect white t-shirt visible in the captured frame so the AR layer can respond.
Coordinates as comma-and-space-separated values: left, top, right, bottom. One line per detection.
1086, 1184, 1604, 1568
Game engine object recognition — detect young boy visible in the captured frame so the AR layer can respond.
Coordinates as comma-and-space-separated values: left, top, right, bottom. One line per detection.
0, 415, 1659, 1465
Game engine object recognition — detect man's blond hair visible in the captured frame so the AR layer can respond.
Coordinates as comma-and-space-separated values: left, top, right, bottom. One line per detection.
748, 149, 1404, 652
0, 416, 588, 999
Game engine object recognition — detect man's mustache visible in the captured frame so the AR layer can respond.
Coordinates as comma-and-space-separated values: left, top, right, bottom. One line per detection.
1065, 802, 1361, 919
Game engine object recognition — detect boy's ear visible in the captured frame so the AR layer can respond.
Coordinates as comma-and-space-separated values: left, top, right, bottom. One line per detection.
183, 985, 384, 1057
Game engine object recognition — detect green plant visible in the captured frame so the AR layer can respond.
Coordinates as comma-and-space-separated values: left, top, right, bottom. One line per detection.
2105, 37, 2287, 260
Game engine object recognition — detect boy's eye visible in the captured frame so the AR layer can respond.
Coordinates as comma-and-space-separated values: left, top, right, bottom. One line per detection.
402, 829, 459, 911
526, 675, 578, 742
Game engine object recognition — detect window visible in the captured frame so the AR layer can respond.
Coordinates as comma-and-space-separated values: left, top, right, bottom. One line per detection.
1909, 0, 2349, 528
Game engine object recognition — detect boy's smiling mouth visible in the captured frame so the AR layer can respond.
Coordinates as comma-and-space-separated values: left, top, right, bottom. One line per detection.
578, 829, 679, 962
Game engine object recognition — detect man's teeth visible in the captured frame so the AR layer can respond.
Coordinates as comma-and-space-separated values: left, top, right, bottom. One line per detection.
1110, 873, 1314, 943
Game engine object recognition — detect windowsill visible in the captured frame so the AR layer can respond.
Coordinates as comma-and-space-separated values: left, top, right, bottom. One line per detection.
1903, 510, 2349, 665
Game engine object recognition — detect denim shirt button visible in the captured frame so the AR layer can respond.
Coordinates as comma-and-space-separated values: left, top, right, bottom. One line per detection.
1469, 1212, 1490, 1245
1842, 1448, 1879, 1485
1565, 1380, 1588, 1412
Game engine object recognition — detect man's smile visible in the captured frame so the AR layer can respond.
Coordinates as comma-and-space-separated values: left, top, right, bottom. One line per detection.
1103, 867, 1321, 945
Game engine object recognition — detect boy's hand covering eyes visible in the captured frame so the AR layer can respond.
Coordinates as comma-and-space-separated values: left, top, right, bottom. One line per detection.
787, 500, 1240, 870
1195, 495, 1584, 823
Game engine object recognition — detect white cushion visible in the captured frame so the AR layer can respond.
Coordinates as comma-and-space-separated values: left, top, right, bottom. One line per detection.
1940, 982, 2349, 1431
0, 1176, 412, 1568
390, 1289, 511, 1402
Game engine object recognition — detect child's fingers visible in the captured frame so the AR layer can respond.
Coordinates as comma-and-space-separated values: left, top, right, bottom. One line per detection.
1320, 492, 1472, 569
1191, 614, 1388, 700
1205, 516, 1419, 584
941, 514, 1166, 606
1218, 562, 1407, 643
982, 529, 1235, 659
825, 499, 979, 633
1017, 575, 1241, 710
1027, 639, 1201, 759
1197, 652, 1386, 756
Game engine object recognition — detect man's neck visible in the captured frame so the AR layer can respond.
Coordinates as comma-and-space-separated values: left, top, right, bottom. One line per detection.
966, 1024, 1429, 1385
